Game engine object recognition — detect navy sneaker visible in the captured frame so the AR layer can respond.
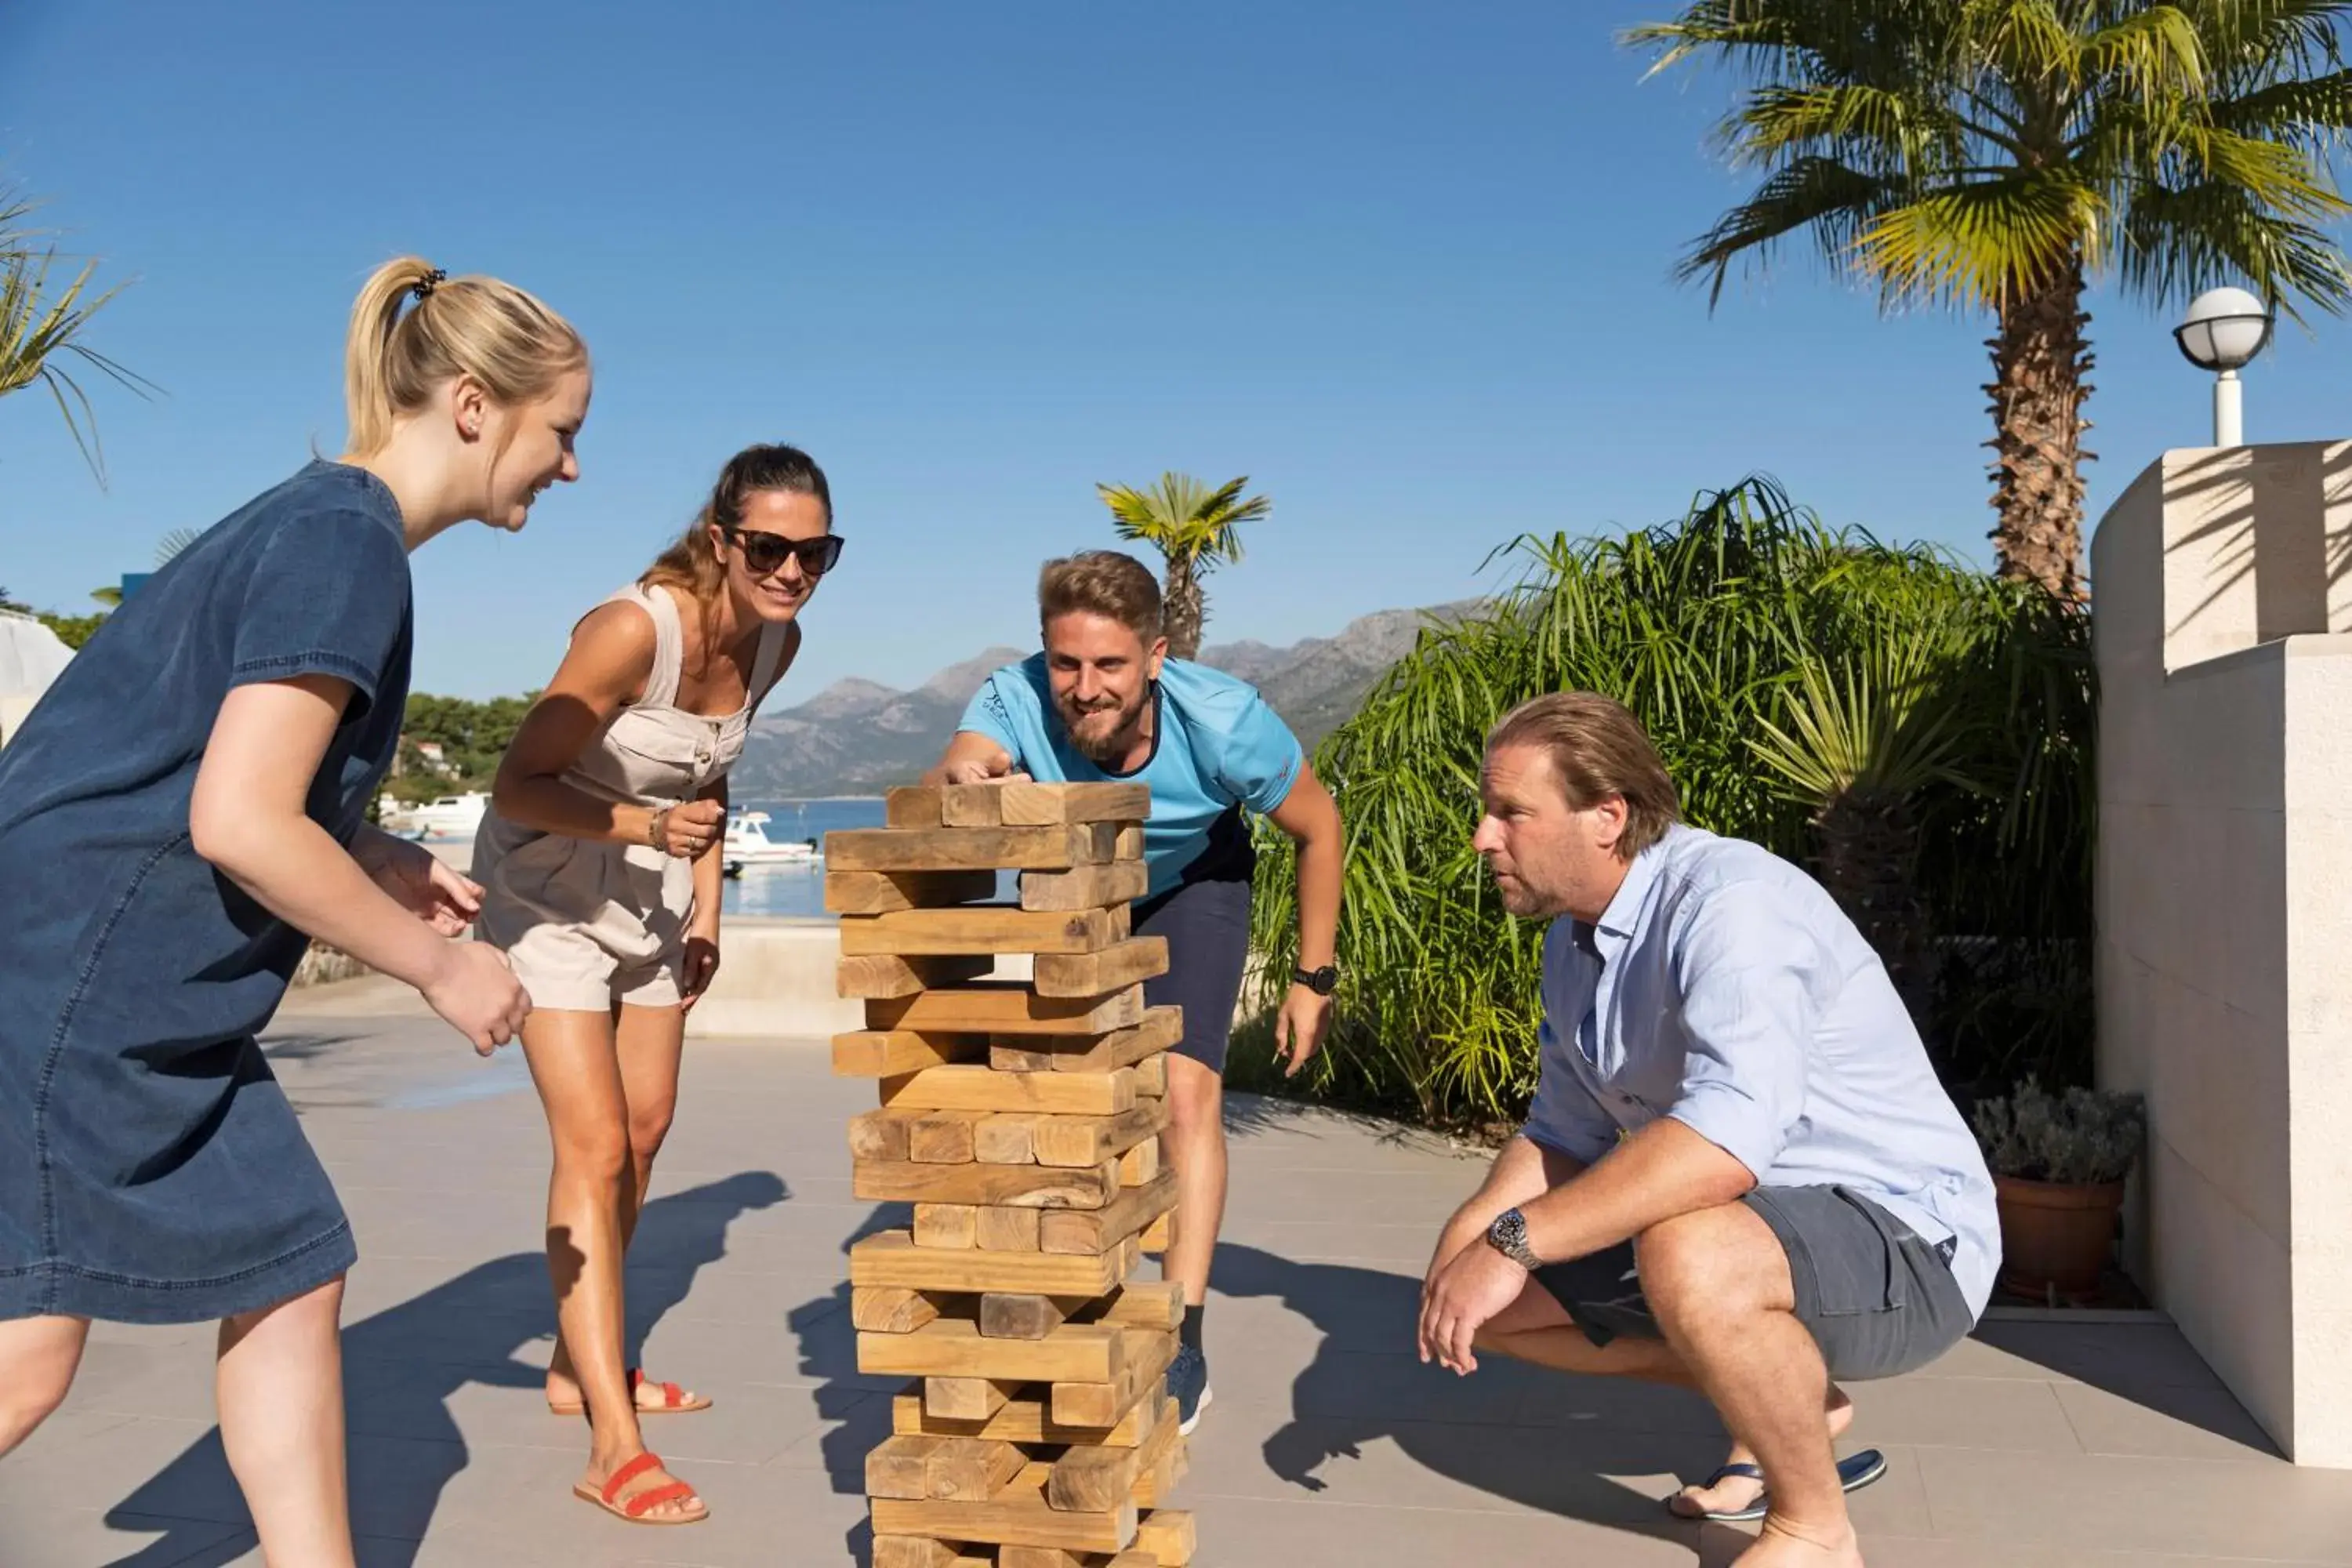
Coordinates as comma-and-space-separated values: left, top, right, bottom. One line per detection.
1167, 1343, 1212, 1435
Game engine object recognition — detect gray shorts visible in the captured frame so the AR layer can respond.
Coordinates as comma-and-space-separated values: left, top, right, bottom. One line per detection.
1530, 1185, 1973, 1382
1134, 876, 1252, 1074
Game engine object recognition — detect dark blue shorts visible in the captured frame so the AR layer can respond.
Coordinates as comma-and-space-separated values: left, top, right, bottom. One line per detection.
1133, 877, 1252, 1075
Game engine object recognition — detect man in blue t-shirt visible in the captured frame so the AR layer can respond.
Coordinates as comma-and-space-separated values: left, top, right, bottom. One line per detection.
931, 550, 1345, 1435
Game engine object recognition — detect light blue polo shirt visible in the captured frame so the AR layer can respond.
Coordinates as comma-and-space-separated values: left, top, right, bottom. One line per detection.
1522, 823, 2002, 1319
956, 655, 1302, 898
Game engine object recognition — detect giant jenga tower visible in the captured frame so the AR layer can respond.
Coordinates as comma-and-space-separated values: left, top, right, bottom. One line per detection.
826, 779, 1196, 1568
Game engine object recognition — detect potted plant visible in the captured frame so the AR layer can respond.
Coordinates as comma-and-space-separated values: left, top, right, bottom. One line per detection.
1971, 1077, 2146, 1302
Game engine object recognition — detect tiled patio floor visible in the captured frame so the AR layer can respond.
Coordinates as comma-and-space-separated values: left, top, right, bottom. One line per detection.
8, 975, 2347, 1566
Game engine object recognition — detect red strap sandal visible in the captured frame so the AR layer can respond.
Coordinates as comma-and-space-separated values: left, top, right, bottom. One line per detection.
572, 1450, 707, 1526
548, 1367, 713, 1417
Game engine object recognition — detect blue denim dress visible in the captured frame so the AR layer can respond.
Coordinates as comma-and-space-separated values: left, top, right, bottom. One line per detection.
0, 461, 412, 1324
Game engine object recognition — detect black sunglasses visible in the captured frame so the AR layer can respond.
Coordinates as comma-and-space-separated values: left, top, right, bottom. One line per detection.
723, 528, 844, 578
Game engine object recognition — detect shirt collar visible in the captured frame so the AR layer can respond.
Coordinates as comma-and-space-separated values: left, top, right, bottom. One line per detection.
1578, 823, 1679, 959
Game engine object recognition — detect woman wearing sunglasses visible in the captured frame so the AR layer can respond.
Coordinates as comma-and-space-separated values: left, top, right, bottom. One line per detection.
470, 443, 838, 1526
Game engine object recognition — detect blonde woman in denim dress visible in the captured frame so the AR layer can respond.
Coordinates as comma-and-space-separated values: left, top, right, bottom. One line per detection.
473, 445, 837, 1526
0, 257, 585, 1564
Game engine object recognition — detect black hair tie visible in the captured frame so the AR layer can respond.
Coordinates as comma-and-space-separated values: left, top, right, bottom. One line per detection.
411, 267, 447, 302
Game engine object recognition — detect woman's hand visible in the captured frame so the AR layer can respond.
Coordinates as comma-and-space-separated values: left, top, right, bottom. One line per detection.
356, 828, 482, 935
652, 799, 726, 859
681, 921, 721, 1013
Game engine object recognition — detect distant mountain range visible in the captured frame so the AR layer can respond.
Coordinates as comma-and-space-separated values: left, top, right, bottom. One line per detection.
731, 601, 1479, 798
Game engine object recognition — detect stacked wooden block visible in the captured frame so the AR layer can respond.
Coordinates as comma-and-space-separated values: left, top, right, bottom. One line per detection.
827, 779, 1195, 1568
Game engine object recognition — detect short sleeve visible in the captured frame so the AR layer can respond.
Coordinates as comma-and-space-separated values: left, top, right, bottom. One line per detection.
1662, 880, 1821, 1182
1211, 689, 1304, 815
228, 509, 411, 709
956, 669, 1027, 766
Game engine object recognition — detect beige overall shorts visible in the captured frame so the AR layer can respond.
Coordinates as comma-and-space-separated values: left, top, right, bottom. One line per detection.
472, 583, 791, 1011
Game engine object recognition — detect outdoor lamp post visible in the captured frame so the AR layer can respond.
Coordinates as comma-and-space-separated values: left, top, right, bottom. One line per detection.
2172, 287, 2275, 448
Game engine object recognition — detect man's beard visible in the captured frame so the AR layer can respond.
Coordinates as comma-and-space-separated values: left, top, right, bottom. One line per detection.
1060, 695, 1145, 764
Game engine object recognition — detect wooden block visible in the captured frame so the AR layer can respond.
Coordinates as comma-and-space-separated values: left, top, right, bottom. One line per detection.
834, 1030, 987, 1077
977, 1206, 1042, 1251
1000, 1548, 1087, 1568
913, 1203, 978, 1249
871, 1466, 1138, 1555
974, 1113, 1039, 1164
838, 952, 996, 1000
1053, 1328, 1175, 1428
829, 824, 1117, 873
909, 1109, 990, 1164
883, 1064, 1137, 1116
1094, 1280, 1184, 1331
853, 1287, 946, 1334
859, 1319, 1124, 1384
1133, 1053, 1167, 1097
1118, 1136, 1159, 1187
941, 782, 1006, 826
855, 1159, 1120, 1210
873, 1536, 963, 1568
1033, 938, 1169, 999
1032, 1098, 1169, 1170
990, 1041, 1062, 1073
979, 1292, 1076, 1339
998, 779, 1152, 826
1131, 1401, 1186, 1508
842, 903, 1130, 957
866, 1433, 1026, 1502
886, 786, 946, 829
892, 1377, 1163, 1448
1106, 1555, 1160, 1568
855, 1231, 1126, 1297
1052, 1401, 1180, 1515
1134, 1509, 1194, 1566
1034, 1008, 1182, 1074
1115, 824, 1144, 860
826, 867, 996, 915
871, 983, 1145, 1036
1139, 1211, 1172, 1252
1019, 860, 1149, 913
850, 1106, 920, 1162
925, 1376, 1018, 1421
1040, 1170, 1178, 1254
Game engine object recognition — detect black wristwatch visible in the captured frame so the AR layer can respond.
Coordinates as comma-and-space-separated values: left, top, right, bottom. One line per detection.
1293, 964, 1338, 996
1485, 1207, 1541, 1269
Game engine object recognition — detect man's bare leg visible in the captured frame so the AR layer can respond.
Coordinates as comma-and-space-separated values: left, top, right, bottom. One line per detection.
1639, 1203, 1864, 1567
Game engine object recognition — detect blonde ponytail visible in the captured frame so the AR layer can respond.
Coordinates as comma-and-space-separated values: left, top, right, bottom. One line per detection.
342, 256, 584, 456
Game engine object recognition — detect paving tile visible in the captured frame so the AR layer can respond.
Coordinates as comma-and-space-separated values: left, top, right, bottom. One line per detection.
2050, 1377, 2282, 1462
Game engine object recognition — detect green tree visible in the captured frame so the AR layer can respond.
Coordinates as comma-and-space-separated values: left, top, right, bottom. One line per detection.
1629, 2, 2352, 598
0, 189, 151, 483
35, 612, 103, 650
1094, 474, 1272, 659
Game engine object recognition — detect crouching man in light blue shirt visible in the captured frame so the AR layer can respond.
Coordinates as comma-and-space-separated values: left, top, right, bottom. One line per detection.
1418, 693, 1997, 1568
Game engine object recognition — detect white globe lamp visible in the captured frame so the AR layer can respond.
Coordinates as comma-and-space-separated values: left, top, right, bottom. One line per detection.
2172, 287, 2275, 446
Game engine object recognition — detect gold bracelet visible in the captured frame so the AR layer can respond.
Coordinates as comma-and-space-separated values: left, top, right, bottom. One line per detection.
648, 806, 669, 851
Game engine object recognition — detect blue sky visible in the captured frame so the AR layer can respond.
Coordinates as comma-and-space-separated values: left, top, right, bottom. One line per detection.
3, 0, 2348, 702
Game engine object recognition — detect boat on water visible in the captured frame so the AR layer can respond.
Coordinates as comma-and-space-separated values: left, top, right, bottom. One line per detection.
723, 808, 821, 877
381, 790, 490, 840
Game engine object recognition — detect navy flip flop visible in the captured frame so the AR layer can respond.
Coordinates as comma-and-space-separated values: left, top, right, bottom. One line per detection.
1667, 1447, 1888, 1524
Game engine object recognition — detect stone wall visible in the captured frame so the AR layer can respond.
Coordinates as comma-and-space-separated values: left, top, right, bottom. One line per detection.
2092, 441, 2352, 1467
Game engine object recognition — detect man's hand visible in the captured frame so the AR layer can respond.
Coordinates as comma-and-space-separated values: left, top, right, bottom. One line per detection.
358, 829, 482, 937
1272, 984, 1331, 1076
1417, 1234, 1529, 1377
942, 758, 1026, 787
681, 924, 721, 1013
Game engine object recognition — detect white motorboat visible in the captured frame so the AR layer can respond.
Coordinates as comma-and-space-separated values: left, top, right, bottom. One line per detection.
383, 791, 490, 840
723, 808, 821, 876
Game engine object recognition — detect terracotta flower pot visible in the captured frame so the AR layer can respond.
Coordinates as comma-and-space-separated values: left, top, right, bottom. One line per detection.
1994, 1174, 2126, 1300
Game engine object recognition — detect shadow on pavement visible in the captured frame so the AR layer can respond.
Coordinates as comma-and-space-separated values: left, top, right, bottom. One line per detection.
99, 1170, 788, 1567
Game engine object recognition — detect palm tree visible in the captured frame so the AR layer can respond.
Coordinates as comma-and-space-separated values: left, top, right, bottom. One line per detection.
0, 190, 149, 484
1628, 2, 2352, 598
1094, 473, 1272, 659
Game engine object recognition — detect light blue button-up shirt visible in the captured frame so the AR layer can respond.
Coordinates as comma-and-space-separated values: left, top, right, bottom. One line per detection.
1522, 824, 2000, 1319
